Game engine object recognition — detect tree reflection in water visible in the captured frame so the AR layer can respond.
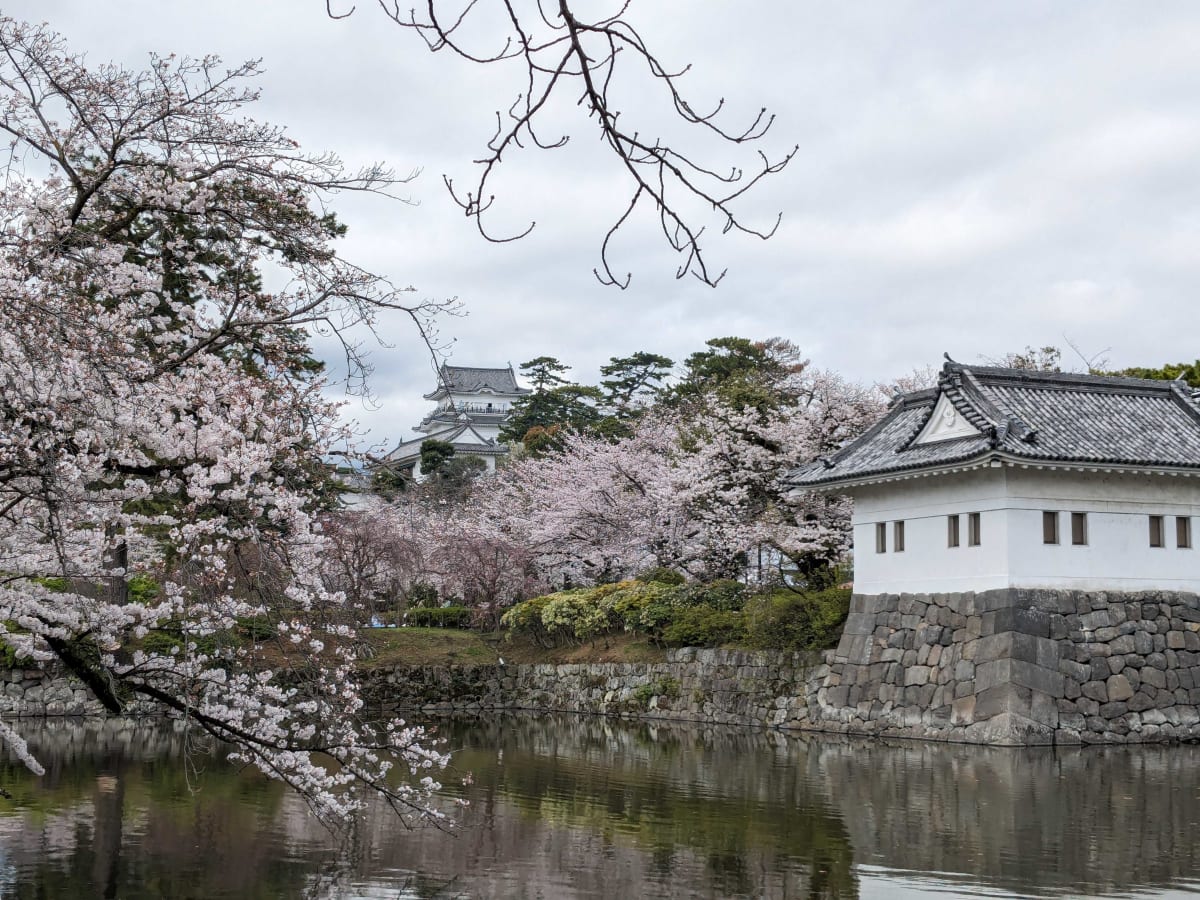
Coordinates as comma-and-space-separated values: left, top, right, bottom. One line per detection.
3, 716, 1200, 898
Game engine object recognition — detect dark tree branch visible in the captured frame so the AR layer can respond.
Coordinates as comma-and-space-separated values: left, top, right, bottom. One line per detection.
343, 0, 795, 287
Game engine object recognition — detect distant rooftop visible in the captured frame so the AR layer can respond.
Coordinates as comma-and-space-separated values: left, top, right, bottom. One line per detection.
423, 365, 530, 399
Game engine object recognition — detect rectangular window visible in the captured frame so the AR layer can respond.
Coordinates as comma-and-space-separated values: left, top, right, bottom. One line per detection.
893, 521, 905, 552
968, 512, 981, 547
1043, 511, 1059, 545
1071, 512, 1088, 546
947, 515, 960, 548
875, 522, 887, 554
1178, 516, 1192, 549
1150, 515, 1165, 548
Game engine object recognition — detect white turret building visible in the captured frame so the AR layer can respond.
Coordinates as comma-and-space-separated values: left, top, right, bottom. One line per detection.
783, 359, 1200, 746
790, 359, 1200, 594
383, 364, 529, 481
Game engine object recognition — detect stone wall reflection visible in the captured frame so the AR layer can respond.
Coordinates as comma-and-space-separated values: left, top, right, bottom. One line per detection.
811, 738, 1200, 895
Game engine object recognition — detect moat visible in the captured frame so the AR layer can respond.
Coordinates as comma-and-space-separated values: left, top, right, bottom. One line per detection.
3, 715, 1200, 898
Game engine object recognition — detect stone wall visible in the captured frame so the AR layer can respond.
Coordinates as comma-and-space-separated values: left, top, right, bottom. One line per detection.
364, 647, 827, 729
10, 590, 1200, 746
0, 667, 109, 716
817, 588, 1200, 744
364, 589, 1200, 745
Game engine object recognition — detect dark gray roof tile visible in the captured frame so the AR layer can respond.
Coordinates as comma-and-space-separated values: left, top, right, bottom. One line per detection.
790, 361, 1200, 488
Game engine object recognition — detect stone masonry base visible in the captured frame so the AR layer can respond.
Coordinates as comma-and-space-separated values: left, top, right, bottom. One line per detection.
820, 589, 1200, 744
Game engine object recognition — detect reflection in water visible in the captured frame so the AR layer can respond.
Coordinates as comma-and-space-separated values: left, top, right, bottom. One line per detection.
3, 716, 1200, 898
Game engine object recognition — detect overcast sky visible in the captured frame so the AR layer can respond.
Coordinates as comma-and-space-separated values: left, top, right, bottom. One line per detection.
11, 1, 1200, 451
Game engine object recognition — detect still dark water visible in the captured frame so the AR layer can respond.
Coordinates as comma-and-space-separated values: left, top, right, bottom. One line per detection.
3, 716, 1200, 899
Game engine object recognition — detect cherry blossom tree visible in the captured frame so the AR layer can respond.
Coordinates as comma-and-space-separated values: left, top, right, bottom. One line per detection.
0, 18, 454, 825
478, 361, 884, 586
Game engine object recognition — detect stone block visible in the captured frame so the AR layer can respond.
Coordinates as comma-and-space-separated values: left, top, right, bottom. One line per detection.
1076, 696, 1100, 716
1134, 631, 1154, 655
1009, 660, 1065, 698
974, 683, 1033, 720
975, 659, 1011, 694
1128, 691, 1155, 712
1140, 667, 1166, 690
1107, 656, 1126, 675
1059, 712, 1086, 732
1081, 681, 1108, 703
1064, 677, 1081, 700
1106, 674, 1135, 702
1059, 659, 1091, 683
975, 632, 1013, 664
1035, 636, 1059, 670
1146, 652, 1168, 670
951, 694, 976, 725
1079, 610, 1112, 631
904, 665, 931, 687
1030, 691, 1059, 727
1099, 701, 1129, 719
1050, 615, 1070, 640
1109, 634, 1136, 655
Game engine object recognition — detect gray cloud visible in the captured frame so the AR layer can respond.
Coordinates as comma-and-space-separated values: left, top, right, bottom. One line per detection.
12, 0, 1200, 448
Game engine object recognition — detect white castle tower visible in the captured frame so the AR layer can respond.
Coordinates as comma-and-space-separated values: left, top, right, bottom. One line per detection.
383, 364, 529, 481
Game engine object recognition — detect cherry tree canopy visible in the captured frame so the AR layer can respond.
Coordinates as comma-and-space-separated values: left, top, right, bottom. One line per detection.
0, 18, 451, 824
475, 363, 883, 586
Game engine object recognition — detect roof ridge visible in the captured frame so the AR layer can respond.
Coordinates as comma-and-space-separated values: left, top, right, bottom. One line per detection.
944, 360, 1180, 392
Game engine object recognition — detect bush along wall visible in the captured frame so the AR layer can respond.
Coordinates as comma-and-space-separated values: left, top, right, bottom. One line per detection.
500, 576, 850, 652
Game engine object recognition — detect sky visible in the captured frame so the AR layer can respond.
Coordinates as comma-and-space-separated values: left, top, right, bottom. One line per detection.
9, 1, 1200, 452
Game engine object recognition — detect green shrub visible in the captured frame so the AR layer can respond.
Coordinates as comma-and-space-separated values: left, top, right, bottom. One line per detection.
127, 574, 160, 604
236, 616, 276, 641
661, 607, 746, 647
673, 579, 747, 611
608, 581, 680, 637
404, 606, 471, 629
632, 676, 681, 707
743, 587, 851, 651
408, 582, 440, 609
140, 627, 219, 658
635, 567, 686, 586
0, 638, 21, 669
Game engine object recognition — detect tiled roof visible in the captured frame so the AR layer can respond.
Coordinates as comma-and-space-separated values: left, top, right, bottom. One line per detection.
384, 423, 506, 464
788, 361, 1200, 489
424, 365, 529, 399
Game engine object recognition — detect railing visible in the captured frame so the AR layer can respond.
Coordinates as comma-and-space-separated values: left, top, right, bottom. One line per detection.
440, 402, 509, 414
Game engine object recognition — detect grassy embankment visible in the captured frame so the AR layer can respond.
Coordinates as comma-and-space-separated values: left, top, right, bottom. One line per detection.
357, 628, 667, 668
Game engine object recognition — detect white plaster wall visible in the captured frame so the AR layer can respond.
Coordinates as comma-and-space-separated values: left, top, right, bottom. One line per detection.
847, 466, 1200, 593
1003, 468, 1200, 591
850, 468, 1011, 594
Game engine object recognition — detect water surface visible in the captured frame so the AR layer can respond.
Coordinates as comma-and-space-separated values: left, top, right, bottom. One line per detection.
2, 716, 1200, 898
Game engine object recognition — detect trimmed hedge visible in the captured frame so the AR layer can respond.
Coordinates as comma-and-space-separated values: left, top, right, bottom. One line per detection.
742, 587, 851, 651
501, 579, 850, 652
403, 606, 471, 629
